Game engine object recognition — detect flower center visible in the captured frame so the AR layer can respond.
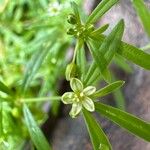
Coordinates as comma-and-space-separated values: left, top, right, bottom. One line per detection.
74, 92, 84, 102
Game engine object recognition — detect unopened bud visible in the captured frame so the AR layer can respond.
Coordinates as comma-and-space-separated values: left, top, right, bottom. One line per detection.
67, 14, 77, 24
65, 63, 77, 81
67, 28, 75, 35
11, 107, 20, 118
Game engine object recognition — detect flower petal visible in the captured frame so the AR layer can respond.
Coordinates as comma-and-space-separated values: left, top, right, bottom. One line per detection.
70, 78, 83, 93
83, 86, 96, 96
61, 92, 74, 104
69, 103, 82, 118
82, 97, 95, 112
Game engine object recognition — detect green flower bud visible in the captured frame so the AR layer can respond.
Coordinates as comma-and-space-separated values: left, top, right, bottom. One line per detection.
67, 14, 77, 24
65, 63, 77, 81
11, 107, 20, 118
67, 28, 76, 35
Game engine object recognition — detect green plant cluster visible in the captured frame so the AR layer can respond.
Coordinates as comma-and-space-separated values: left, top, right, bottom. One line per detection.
0, 0, 80, 149
0, 0, 150, 150
61, 1, 150, 149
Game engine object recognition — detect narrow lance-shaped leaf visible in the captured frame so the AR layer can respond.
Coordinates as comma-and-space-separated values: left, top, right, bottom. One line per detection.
84, 53, 111, 84
22, 40, 55, 93
92, 80, 125, 98
84, 35, 109, 85
132, 0, 150, 37
90, 24, 109, 36
84, 62, 110, 86
87, 20, 124, 74
86, 67, 101, 86
90, 34, 150, 70
101, 68, 112, 83
86, 0, 119, 24
83, 109, 112, 150
113, 54, 133, 73
117, 42, 150, 70
101, 20, 124, 62
23, 104, 52, 150
95, 102, 150, 141
84, 62, 97, 85
87, 40, 107, 73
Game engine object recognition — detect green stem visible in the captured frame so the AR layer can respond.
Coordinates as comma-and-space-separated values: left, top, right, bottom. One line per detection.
72, 39, 83, 63
22, 96, 61, 103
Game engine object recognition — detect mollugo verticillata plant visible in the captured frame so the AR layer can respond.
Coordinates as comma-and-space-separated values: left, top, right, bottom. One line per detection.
61, 1, 150, 150
0, 0, 150, 150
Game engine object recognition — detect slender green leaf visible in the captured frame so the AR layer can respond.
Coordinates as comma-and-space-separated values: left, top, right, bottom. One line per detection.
132, 0, 150, 36
91, 24, 109, 36
22, 41, 55, 93
84, 62, 97, 85
86, 67, 101, 86
87, 40, 108, 73
92, 80, 125, 98
117, 42, 150, 70
84, 62, 110, 86
86, 0, 119, 24
113, 54, 133, 73
84, 61, 106, 86
83, 109, 112, 150
101, 68, 112, 83
90, 34, 150, 70
23, 104, 51, 150
95, 102, 150, 141
0, 81, 13, 96
87, 20, 124, 73
102, 20, 124, 62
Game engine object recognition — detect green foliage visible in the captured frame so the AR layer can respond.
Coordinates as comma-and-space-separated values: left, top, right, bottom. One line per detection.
0, 0, 150, 149
62, 0, 150, 149
118, 42, 150, 70
22, 31, 57, 93
92, 80, 125, 98
0, 81, 13, 96
23, 104, 52, 150
95, 102, 150, 141
87, 19, 124, 74
132, 0, 150, 37
0, 0, 76, 148
83, 109, 111, 150
91, 34, 150, 70
86, 0, 119, 24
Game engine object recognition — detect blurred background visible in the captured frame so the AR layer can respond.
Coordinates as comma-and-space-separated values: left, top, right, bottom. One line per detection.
0, 0, 150, 149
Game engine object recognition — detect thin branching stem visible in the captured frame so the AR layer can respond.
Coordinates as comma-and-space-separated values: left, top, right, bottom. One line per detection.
21, 96, 61, 103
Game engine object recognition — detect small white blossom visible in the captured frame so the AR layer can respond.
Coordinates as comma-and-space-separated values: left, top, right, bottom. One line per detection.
61, 78, 96, 118
47, 2, 62, 16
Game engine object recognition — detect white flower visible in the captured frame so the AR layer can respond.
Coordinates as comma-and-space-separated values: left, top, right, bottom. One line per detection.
61, 78, 96, 118
47, 2, 62, 16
